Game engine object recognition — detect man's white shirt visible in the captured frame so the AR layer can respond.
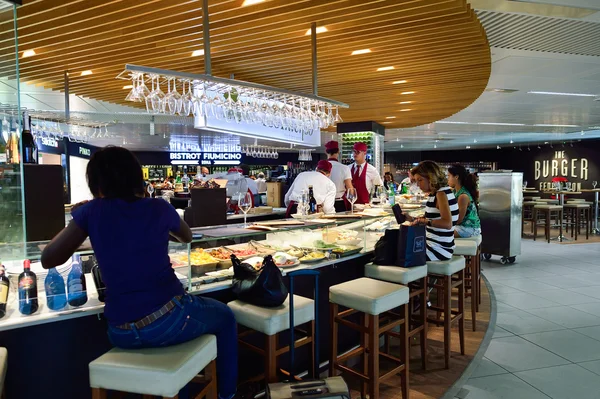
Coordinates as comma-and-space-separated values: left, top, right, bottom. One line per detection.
328, 160, 352, 200
284, 171, 336, 214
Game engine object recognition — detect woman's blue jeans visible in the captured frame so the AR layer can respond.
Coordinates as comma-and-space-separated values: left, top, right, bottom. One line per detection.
107, 294, 238, 399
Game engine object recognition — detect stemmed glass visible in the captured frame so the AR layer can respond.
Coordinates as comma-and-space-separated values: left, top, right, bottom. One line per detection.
181, 80, 194, 116
238, 191, 253, 228
346, 188, 357, 214
593, 181, 598, 189
523, 180, 528, 190
148, 74, 165, 113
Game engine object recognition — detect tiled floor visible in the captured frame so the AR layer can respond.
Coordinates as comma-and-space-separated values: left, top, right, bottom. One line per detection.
460, 239, 600, 399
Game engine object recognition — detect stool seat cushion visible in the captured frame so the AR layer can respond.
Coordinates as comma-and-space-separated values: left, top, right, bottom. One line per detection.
523, 201, 543, 205
364, 263, 427, 285
89, 335, 217, 397
456, 234, 482, 247
567, 199, 585, 203
454, 239, 478, 256
0, 347, 6, 394
228, 295, 314, 336
564, 204, 590, 208
524, 197, 541, 200
427, 256, 466, 276
329, 277, 409, 316
534, 205, 563, 210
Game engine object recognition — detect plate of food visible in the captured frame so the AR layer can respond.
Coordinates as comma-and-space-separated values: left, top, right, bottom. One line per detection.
189, 248, 220, 276
331, 245, 363, 257
207, 247, 234, 267
272, 252, 300, 267
287, 248, 305, 258
299, 251, 327, 263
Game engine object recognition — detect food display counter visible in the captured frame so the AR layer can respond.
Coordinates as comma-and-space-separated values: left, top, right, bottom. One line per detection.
0, 204, 425, 399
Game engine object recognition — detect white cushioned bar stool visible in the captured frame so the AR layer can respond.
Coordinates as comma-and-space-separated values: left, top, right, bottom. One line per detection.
89, 334, 217, 399
329, 278, 410, 399
365, 262, 428, 371
228, 295, 315, 383
426, 256, 466, 369
454, 239, 479, 331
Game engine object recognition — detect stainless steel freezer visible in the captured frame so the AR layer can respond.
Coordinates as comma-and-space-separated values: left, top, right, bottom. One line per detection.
479, 171, 523, 264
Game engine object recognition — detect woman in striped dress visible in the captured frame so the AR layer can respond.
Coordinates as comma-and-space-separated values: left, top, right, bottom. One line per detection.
405, 161, 459, 261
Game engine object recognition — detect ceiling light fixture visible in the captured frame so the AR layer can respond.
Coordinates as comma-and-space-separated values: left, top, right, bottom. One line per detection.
386, 116, 396, 119
123, 85, 133, 89
497, 145, 501, 149
393, 80, 407, 84
510, 139, 514, 144
435, 121, 468, 124
242, 0, 265, 5
305, 26, 328, 35
399, 109, 411, 112
400, 144, 404, 148
80, 70, 93, 76
399, 101, 412, 104
528, 91, 596, 97
534, 124, 579, 127
377, 66, 394, 71
22, 49, 36, 58
351, 49, 371, 55
466, 146, 471, 149
479, 122, 525, 126
581, 131, 585, 136
382, 122, 392, 124
191, 49, 205, 57
400, 91, 414, 95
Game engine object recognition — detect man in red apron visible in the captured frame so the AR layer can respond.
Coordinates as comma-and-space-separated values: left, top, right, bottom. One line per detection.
325, 141, 353, 212
349, 142, 383, 205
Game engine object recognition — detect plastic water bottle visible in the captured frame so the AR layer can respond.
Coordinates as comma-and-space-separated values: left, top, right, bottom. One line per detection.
67, 254, 88, 307
45, 267, 67, 311
388, 184, 396, 206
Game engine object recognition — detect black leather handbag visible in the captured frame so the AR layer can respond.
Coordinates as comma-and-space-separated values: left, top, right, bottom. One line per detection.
231, 254, 289, 307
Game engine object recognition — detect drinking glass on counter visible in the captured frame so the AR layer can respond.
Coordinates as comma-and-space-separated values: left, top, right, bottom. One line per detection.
346, 188, 357, 214
238, 191, 253, 228
593, 181, 598, 189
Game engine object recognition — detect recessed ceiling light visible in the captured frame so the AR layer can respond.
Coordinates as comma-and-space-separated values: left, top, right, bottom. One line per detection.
400, 91, 414, 95
399, 109, 411, 112
466, 145, 471, 149
351, 49, 371, 55
485, 88, 518, 93
123, 85, 133, 89
533, 124, 579, 127
22, 50, 36, 58
242, 0, 265, 5
393, 80, 407, 84
305, 26, 328, 35
399, 101, 412, 104
377, 66, 394, 71
386, 116, 396, 119
382, 122, 392, 124
80, 70, 93, 76
191, 49, 205, 57
479, 122, 525, 126
528, 91, 596, 97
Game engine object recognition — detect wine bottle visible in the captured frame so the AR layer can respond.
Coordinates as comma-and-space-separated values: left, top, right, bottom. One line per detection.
18, 260, 39, 315
0, 265, 9, 319
308, 185, 317, 214
67, 254, 88, 307
45, 267, 67, 311
91, 260, 106, 303
21, 111, 37, 164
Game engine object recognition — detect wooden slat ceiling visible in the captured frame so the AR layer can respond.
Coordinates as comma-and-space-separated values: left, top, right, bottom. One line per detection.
0, 0, 491, 129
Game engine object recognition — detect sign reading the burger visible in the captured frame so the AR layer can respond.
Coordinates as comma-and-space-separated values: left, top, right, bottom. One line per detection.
534, 150, 589, 191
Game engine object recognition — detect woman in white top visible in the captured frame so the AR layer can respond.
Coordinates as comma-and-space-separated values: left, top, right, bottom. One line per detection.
404, 161, 459, 261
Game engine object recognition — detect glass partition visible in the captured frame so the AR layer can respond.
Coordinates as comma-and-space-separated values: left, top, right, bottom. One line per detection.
0, 1, 24, 260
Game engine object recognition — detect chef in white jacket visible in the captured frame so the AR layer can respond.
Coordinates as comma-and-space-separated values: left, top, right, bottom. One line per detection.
284, 160, 336, 217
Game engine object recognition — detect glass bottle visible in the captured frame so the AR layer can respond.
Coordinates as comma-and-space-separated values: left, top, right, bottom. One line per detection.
45, 267, 67, 311
67, 254, 88, 307
0, 265, 9, 319
21, 111, 37, 164
18, 260, 38, 315
308, 185, 317, 214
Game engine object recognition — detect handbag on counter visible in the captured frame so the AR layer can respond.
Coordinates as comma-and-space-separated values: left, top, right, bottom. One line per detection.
231, 254, 288, 307
373, 224, 427, 267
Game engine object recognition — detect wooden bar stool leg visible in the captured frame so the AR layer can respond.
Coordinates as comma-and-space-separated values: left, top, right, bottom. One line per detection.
458, 270, 465, 356
329, 303, 338, 378
265, 334, 278, 383
560, 210, 563, 242
361, 313, 368, 399
469, 257, 477, 332
546, 210, 551, 243
587, 208, 590, 239
400, 304, 409, 399
444, 275, 451, 370
533, 209, 538, 241
368, 314, 380, 399
92, 388, 108, 399
420, 277, 428, 371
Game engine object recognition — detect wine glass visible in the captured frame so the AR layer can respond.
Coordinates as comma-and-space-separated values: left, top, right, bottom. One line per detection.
346, 188, 357, 214
238, 191, 253, 228
593, 181, 597, 189
523, 180, 528, 190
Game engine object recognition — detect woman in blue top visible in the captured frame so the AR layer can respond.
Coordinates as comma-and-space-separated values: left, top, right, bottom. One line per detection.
41, 146, 238, 399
